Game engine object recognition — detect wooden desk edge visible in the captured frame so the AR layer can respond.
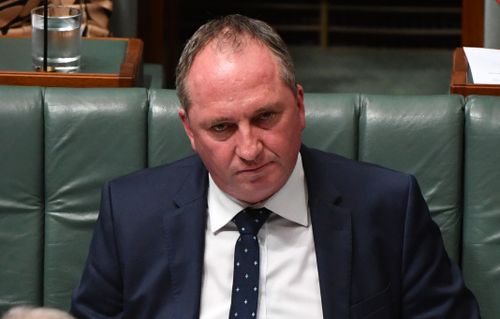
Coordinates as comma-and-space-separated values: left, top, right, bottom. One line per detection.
120, 38, 144, 87
450, 47, 500, 96
0, 71, 121, 87
0, 36, 142, 87
450, 48, 467, 88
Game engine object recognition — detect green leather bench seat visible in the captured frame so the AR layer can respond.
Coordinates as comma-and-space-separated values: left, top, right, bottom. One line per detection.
302, 93, 358, 159
359, 95, 464, 263
0, 87, 43, 309
0, 86, 499, 318
464, 96, 500, 319
43, 88, 148, 307
148, 89, 193, 166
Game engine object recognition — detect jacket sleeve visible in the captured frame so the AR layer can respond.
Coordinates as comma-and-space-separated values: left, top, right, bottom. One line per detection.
401, 175, 481, 318
70, 183, 124, 318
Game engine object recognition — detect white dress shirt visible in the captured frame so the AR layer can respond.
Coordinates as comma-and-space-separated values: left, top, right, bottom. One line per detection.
200, 154, 324, 319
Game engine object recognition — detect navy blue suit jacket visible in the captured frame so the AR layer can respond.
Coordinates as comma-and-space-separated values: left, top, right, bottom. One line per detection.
71, 146, 480, 318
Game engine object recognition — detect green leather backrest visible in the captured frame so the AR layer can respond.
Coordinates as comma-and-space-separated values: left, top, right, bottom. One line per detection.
43, 88, 148, 309
0, 87, 44, 311
463, 96, 500, 319
302, 93, 359, 159
358, 94, 464, 263
148, 89, 193, 167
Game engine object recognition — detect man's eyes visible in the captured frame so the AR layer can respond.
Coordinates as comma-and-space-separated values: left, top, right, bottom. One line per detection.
256, 111, 275, 121
208, 112, 277, 134
211, 123, 233, 133
254, 111, 278, 127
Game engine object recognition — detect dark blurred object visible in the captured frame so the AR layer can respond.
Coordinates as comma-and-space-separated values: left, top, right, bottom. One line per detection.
2, 306, 75, 319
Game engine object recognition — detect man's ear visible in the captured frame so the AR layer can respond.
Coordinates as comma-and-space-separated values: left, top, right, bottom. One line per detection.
178, 108, 197, 152
296, 84, 306, 131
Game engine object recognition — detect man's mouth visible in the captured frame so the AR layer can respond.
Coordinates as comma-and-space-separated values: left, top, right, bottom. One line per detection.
237, 162, 272, 175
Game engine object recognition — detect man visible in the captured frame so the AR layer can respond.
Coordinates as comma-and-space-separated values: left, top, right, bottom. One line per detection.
71, 15, 480, 318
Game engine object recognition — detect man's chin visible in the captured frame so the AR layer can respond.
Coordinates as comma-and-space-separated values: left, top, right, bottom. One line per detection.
230, 183, 280, 204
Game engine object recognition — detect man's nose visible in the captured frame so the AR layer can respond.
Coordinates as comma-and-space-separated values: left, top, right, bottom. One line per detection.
235, 128, 263, 162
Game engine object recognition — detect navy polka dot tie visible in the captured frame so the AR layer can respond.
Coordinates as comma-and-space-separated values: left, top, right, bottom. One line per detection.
229, 207, 271, 319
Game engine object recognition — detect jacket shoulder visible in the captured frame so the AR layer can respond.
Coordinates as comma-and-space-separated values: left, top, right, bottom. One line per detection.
302, 146, 411, 184
106, 155, 206, 202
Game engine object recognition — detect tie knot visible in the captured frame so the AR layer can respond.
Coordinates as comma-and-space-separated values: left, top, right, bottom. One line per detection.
233, 207, 270, 236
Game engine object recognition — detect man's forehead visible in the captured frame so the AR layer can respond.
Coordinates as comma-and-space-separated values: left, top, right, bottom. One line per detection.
199, 36, 269, 64
187, 40, 278, 90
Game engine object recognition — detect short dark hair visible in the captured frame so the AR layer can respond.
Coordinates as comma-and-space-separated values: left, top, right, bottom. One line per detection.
175, 14, 297, 111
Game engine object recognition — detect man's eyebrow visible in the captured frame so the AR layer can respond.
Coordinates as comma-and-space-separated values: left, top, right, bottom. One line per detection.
203, 116, 234, 127
252, 104, 281, 115
199, 104, 281, 127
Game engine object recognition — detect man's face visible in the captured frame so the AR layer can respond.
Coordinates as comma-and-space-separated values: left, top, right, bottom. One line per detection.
179, 38, 305, 204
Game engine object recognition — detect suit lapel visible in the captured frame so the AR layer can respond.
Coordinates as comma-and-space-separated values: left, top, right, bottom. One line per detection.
161, 149, 353, 319
163, 160, 208, 319
302, 146, 352, 319
310, 199, 352, 319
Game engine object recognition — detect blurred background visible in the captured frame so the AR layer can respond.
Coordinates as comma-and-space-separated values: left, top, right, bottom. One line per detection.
123, 0, 492, 93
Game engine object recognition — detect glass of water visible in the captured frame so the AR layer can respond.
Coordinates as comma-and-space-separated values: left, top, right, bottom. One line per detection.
31, 6, 82, 72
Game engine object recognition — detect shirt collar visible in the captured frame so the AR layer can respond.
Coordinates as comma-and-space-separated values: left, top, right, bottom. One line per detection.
207, 154, 309, 234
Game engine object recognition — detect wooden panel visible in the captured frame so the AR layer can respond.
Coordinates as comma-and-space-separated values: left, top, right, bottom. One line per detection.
138, 0, 179, 88
119, 38, 144, 87
138, 0, 165, 64
462, 0, 484, 47
164, 0, 180, 88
